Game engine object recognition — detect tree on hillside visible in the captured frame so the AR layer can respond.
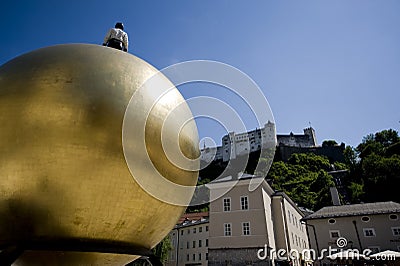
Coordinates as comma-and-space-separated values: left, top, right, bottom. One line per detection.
343, 145, 358, 171
267, 153, 335, 210
322, 140, 338, 147
357, 129, 400, 157
375, 129, 400, 147
287, 153, 331, 172
344, 129, 400, 203
361, 153, 400, 202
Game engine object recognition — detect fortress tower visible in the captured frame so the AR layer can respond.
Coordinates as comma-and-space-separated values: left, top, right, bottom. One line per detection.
303, 127, 317, 147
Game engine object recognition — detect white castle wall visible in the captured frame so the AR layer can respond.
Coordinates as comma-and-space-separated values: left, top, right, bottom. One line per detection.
201, 122, 317, 163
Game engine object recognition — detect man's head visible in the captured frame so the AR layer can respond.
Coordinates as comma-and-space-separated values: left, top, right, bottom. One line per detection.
115, 22, 124, 30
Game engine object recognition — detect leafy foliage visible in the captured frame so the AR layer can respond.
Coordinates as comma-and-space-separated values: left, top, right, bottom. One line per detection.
152, 235, 172, 264
345, 129, 400, 203
322, 140, 338, 147
128, 236, 172, 266
267, 153, 335, 210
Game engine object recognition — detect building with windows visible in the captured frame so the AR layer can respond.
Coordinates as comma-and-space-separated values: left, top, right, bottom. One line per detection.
165, 173, 310, 266
202, 121, 321, 163
207, 174, 309, 266
221, 121, 277, 162
166, 214, 210, 266
200, 123, 345, 164
272, 191, 311, 265
302, 201, 400, 264
200, 121, 277, 163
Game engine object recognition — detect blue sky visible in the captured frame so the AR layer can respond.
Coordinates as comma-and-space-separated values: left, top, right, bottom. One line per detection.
1, 0, 399, 147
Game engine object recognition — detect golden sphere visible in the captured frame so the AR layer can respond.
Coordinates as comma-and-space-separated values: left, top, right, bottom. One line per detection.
0, 44, 199, 265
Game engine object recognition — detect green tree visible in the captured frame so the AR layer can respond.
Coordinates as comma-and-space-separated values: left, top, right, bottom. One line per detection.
310, 171, 335, 210
152, 235, 172, 264
268, 153, 337, 210
357, 129, 400, 158
348, 182, 364, 203
287, 153, 331, 172
322, 140, 338, 147
375, 129, 400, 147
361, 153, 400, 202
345, 129, 400, 204
343, 146, 358, 171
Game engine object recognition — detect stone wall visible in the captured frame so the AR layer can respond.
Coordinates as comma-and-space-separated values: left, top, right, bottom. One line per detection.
208, 247, 271, 266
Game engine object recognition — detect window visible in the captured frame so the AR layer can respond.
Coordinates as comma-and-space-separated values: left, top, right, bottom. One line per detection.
392, 227, 400, 236
363, 228, 376, 237
242, 222, 250, 235
199, 253, 202, 261
206, 239, 208, 247
187, 229, 190, 234
206, 253, 209, 260
193, 241, 196, 248
193, 228, 196, 234
193, 254, 195, 261
187, 241, 189, 249
390, 214, 398, 220
328, 219, 336, 224
330, 230, 340, 238
224, 223, 232, 236
288, 210, 291, 223
240, 196, 249, 210
206, 226, 209, 232
187, 254, 189, 261
361, 216, 370, 222
199, 240, 202, 247
199, 226, 202, 233
223, 198, 231, 212
180, 230, 183, 235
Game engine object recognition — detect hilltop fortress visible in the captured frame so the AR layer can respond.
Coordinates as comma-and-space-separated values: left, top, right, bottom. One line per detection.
201, 121, 344, 163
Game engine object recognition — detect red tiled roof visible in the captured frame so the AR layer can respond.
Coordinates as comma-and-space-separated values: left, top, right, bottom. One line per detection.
177, 212, 209, 223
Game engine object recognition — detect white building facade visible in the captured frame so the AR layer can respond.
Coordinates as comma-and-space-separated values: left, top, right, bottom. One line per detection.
166, 218, 210, 266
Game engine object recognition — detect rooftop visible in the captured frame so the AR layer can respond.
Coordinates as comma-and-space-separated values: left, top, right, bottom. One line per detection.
210, 172, 256, 183
175, 218, 209, 229
303, 201, 400, 220
177, 211, 209, 224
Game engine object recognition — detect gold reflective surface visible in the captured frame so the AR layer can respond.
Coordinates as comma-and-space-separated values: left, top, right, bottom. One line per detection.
14, 252, 140, 266
0, 44, 199, 265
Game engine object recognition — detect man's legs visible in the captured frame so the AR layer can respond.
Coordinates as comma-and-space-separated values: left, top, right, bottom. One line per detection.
107, 39, 123, 50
